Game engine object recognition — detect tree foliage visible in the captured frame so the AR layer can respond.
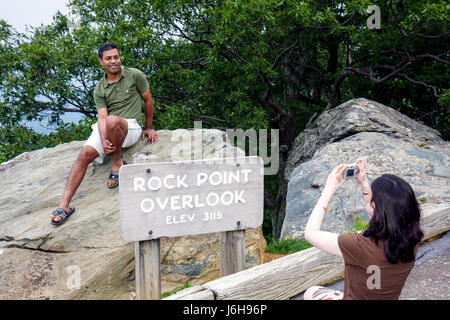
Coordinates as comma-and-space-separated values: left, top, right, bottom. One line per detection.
0, 0, 448, 238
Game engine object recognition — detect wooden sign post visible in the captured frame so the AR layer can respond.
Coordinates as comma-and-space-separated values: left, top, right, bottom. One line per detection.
131, 152, 160, 300
134, 236, 160, 300
220, 229, 245, 277
119, 154, 264, 299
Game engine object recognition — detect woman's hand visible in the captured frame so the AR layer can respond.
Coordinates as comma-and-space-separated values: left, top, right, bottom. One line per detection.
355, 158, 369, 186
323, 164, 348, 194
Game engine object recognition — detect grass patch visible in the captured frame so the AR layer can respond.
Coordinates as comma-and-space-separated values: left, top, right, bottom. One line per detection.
161, 282, 192, 298
417, 142, 427, 147
265, 238, 313, 254
346, 215, 370, 233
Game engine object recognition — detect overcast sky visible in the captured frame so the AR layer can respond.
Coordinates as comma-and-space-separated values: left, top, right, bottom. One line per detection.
0, 0, 70, 33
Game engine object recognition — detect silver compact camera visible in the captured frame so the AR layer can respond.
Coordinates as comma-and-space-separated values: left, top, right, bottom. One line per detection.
343, 163, 359, 179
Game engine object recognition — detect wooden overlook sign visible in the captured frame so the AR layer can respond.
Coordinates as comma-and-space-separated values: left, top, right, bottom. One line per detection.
119, 154, 264, 299
119, 156, 264, 241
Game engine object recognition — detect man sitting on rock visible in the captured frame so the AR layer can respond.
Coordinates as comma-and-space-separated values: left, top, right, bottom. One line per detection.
50, 43, 158, 226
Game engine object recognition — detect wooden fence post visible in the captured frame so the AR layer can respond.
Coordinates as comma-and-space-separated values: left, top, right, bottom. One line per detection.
220, 229, 245, 277
132, 152, 160, 300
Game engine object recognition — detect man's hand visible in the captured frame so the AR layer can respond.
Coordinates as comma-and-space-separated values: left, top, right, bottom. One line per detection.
102, 138, 116, 155
141, 128, 158, 144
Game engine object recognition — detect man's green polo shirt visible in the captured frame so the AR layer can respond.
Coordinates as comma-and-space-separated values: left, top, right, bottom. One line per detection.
93, 67, 149, 124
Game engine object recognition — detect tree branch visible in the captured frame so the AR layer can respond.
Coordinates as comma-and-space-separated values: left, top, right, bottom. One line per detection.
169, 22, 214, 47
415, 52, 450, 65
271, 39, 298, 70
404, 31, 450, 39
223, 45, 249, 65
398, 73, 439, 97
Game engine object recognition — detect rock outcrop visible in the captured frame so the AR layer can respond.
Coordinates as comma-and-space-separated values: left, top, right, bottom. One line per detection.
282, 98, 449, 239
0, 129, 266, 299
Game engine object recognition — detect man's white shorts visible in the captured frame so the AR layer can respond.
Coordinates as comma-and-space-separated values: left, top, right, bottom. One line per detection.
84, 118, 142, 164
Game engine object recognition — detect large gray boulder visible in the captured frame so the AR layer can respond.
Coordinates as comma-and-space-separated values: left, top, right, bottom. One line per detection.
281, 98, 449, 239
0, 129, 266, 299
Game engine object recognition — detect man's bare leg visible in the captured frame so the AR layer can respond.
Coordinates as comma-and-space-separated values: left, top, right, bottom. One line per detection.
51, 145, 99, 223
106, 115, 128, 187
51, 115, 128, 222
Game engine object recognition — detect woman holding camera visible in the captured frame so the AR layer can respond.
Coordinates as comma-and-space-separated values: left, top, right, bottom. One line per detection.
303, 158, 423, 300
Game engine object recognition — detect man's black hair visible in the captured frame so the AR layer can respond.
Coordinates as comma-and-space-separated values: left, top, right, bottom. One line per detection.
98, 43, 119, 59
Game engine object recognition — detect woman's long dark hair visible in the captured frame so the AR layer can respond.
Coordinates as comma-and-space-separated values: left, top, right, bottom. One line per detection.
363, 174, 424, 264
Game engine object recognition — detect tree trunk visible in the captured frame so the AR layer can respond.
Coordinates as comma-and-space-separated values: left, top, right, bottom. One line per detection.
269, 108, 297, 240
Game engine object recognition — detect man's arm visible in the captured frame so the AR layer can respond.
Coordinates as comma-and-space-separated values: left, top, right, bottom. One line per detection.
141, 89, 158, 144
97, 108, 115, 154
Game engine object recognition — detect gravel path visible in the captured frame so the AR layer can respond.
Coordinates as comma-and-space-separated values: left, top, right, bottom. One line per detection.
291, 231, 450, 300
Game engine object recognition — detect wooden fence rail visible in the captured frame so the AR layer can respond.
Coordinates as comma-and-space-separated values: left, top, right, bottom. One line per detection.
164, 201, 449, 300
